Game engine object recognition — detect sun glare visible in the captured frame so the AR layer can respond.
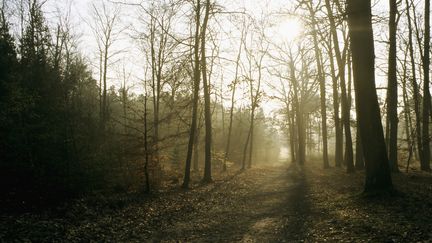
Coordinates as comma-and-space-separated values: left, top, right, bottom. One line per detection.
274, 18, 303, 42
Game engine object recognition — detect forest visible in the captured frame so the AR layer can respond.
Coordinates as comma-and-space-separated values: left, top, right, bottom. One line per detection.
0, 0, 432, 241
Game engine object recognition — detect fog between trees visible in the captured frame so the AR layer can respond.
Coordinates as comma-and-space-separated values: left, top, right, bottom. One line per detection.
0, 0, 431, 207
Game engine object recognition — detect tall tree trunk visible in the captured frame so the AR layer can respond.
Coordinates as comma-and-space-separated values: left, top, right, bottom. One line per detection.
193, 125, 199, 172
421, 0, 431, 171
288, 101, 297, 164
405, 0, 423, 164
306, 1, 329, 168
247, 111, 255, 168
325, 0, 354, 172
290, 57, 305, 165
201, 0, 212, 183
388, 0, 399, 172
327, 22, 343, 167
223, 26, 244, 171
144, 93, 150, 193
347, 0, 393, 193
102, 42, 108, 132
241, 126, 251, 170
355, 123, 365, 169
182, 0, 201, 189
402, 58, 415, 172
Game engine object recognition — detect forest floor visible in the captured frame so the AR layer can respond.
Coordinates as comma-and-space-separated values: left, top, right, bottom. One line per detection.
1, 161, 432, 242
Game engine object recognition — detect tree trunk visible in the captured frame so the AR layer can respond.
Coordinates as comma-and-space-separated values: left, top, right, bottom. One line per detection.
182, 0, 201, 189
247, 111, 255, 168
405, 0, 423, 164
347, 0, 393, 193
387, 0, 399, 172
144, 94, 150, 193
201, 0, 212, 183
355, 123, 364, 170
421, 0, 431, 171
327, 24, 343, 167
288, 101, 297, 164
223, 25, 244, 171
193, 125, 199, 172
307, 1, 329, 168
290, 57, 305, 165
325, 0, 354, 172
241, 126, 251, 170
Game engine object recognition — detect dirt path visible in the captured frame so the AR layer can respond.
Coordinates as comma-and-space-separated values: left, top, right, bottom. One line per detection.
4, 163, 431, 242
1, 165, 311, 242
152, 165, 308, 242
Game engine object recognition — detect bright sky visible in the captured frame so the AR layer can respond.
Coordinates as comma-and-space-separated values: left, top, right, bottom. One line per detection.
39, 0, 392, 116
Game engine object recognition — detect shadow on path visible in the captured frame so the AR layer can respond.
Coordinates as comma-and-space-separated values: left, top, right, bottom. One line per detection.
153, 164, 312, 242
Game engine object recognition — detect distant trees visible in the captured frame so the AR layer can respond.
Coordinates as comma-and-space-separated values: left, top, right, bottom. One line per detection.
89, 1, 121, 132
0, 0, 106, 205
4, 0, 432, 203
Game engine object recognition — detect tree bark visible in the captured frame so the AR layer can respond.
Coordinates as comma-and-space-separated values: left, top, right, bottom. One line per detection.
347, 0, 393, 193
355, 123, 364, 170
387, 0, 399, 172
421, 0, 431, 171
307, 1, 329, 168
201, 0, 212, 183
325, 0, 354, 172
405, 0, 423, 164
290, 56, 305, 165
326, 13, 343, 167
223, 25, 244, 171
182, 0, 201, 189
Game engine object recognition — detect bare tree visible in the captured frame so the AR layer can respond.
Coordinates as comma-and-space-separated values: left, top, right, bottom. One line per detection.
89, 1, 122, 132
223, 18, 245, 172
183, 0, 201, 189
324, 0, 354, 172
304, 0, 329, 168
201, 0, 212, 182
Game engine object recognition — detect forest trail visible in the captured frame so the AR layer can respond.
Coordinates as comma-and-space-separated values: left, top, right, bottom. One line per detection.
1, 165, 312, 242
151, 165, 308, 242
2, 163, 432, 242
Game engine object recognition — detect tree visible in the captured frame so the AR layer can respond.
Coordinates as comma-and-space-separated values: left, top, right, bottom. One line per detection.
405, 0, 423, 165
241, 22, 266, 169
324, 0, 354, 172
89, 1, 121, 132
421, 0, 431, 171
201, 0, 212, 183
183, 0, 201, 189
387, 0, 399, 172
223, 18, 245, 172
346, 0, 393, 193
304, 0, 329, 168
